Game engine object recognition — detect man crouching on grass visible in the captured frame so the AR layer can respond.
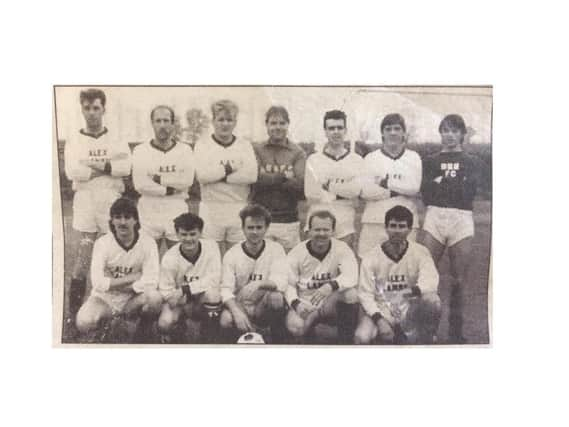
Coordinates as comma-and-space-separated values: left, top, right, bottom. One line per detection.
355, 205, 441, 345
285, 210, 360, 344
75, 198, 162, 343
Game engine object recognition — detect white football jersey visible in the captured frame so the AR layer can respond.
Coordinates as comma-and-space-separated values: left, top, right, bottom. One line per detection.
359, 241, 439, 321
305, 149, 364, 207
360, 148, 422, 224
194, 135, 258, 203
159, 239, 221, 299
64, 127, 131, 192
286, 238, 358, 306
90, 231, 159, 295
221, 239, 287, 303
132, 140, 195, 201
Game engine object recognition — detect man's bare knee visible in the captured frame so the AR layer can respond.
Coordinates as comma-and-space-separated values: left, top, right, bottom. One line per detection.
219, 310, 234, 329
142, 290, 163, 315
339, 288, 358, 304
76, 307, 99, 334
286, 314, 305, 337
354, 328, 374, 345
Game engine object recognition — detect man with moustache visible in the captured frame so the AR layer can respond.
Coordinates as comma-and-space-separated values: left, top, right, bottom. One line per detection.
250, 106, 306, 251
75, 198, 162, 343
132, 105, 195, 249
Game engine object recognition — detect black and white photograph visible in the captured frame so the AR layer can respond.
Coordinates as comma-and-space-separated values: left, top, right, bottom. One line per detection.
53, 85, 492, 346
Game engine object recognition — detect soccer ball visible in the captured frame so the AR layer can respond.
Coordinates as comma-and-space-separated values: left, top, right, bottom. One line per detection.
237, 332, 265, 344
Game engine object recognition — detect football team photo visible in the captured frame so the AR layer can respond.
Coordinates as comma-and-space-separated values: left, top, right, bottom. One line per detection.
52, 85, 492, 346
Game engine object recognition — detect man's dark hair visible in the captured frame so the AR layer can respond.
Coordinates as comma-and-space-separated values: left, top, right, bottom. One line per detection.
384, 205, 413, 228
173, 212, 204, 233
323, 110, 347, 129
239, 204, 272, 227
79, 88, 106, 107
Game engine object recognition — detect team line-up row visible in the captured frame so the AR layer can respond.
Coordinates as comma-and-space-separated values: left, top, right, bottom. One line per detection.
63, 89, 479, 344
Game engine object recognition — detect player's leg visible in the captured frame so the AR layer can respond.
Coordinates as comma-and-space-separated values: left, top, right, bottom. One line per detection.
419, 230, 446, 266
254, 291, 287, 343
75, 295, 113, 338
196, 289, 223, 344
285, 308, 306, 340
419, 207, 447, 265
69, 231, 97, 322
354, 311, 379, 345
447, 236, 473, 343
376, 317, 396, 343
406, 292, 442, 344
123, 289, 163, 343
317, 288, 359, 344
268, 222, 301, 253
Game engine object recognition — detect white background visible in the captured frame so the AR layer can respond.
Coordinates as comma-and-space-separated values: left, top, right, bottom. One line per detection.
2, 1, 569, 426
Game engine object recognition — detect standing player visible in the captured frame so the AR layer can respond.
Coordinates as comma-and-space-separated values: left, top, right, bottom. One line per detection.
219, 204, 288, 342
420, 114, 479, 344
305, 110, 364, 249
359, 113, 422, 257
75, 198, 162, 342
157, 213, 222, 344
250, 106, 306, 251
64, 88, 132, 326
194, 100, 258, 255
286, 210, 359, 344
355, 205, 441, 345
132, 105, 195, 249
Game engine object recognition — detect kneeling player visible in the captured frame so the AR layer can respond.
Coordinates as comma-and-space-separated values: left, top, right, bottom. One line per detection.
219, 204, 288, 343
75, 198, 162, 343
285, 210, 359, 344
355, 205, 441, 345
157, 213, 222, 343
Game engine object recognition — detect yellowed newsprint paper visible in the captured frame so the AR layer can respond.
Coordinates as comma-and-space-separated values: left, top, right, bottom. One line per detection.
53, 85, 492, 347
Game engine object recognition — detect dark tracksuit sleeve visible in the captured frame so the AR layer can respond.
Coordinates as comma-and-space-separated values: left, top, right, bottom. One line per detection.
280, 149, 306, 197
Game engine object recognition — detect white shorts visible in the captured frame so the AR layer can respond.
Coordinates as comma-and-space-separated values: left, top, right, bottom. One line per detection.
201, 202, 245, 243
423, 206, 474, 247
72, 188, 120, 233
266, 222, 300, 251
91, 289, 136, 316
305, 203, 356, 239
357, 223, 418, 258
138, 197, 189, 241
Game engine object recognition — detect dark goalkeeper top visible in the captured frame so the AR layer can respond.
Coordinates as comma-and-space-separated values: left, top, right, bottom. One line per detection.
421, 151, 479, 211
250, 139, 307, 223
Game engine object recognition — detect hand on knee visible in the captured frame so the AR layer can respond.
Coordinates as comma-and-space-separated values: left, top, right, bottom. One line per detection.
219, 310, 234, 329
76, 309, 99, 334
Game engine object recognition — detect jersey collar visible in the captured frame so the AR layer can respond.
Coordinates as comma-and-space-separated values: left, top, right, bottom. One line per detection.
80, 127, 108, 139
307, 240, 331, 262
180, 241, 202, 264
212, 134, 236, 148
323, 146, 350, 161
242, 240, 266, 260
113, 229, 140, 252
150, 139, 177, 153
380, 240, 409, 263
380, 146, 406, 161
